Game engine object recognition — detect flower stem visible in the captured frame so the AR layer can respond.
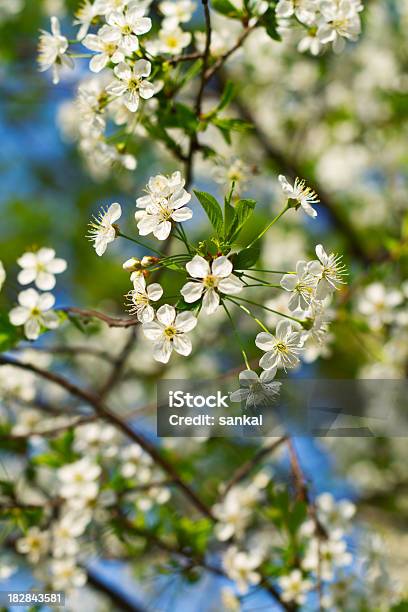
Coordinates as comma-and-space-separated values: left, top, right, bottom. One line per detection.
117, 232, 164, 256
224, 296, 270, 333
242, 273, 281, 287
246, 202, 291, 248
230, 295, 307, 326
221, 302, 251, 370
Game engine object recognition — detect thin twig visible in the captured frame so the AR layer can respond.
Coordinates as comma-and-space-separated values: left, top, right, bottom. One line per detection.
221, 436, 288, 497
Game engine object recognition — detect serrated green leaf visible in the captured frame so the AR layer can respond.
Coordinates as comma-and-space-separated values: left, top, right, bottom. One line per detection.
226, 199, 256, 241
194, 190, 223, 235
232, 245, 261, 269
211, 0, 242, 17
217, 81, 235, 112
260, 5, 281, 41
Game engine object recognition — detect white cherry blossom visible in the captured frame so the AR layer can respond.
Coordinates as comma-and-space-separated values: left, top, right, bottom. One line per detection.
309, 244, 347, 299
83, 28, 125, 72
222, 546, 262, 594
58, 457, 101, 501
229, 368, 281, 408
278, 174, 319, 218
136, 172, 192, 240
256, 320, 303, 370
358, 282, 403, 330
107, 60, 155, 112
142, 304, 197, 363
280, 261, 317, 311
126, 276, 163, 322
16, 527, 50, 563
156, 24, 192, 54
38, 17, 74, 85
302, 535, 353, 580
17, 248, 67, 291
317, 0, 362, 54
88, 202, 122, 256
278, 569, 313, 605
74, 0, 104, 40
9, 289, 59, 340
181, 255, 243, 314
50, 558, 87, 590
159, 1, 196, 26
316, 493, 356, 536
102, 7, 152, 54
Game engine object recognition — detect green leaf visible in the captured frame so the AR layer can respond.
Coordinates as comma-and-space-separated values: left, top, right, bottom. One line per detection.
226, 199, 256, 241
260, 5, 281, 41
0, 312, 21, 352
194, 190, 224, 235
213, 117, 252, 144
232, 244, 261, 269
161, 103, 199, 135
211, 0, 242, 17
217, 81, 235, 112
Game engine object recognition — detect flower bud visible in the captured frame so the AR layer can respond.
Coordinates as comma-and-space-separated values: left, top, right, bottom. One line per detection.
123, 257, 142, 272
141, 256, 160, 267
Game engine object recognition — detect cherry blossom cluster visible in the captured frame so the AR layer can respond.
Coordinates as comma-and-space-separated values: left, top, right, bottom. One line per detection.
11, 421, 171, 592
7, 248, 66, 341
86, 170, 346, 391
276, 0, 364, 55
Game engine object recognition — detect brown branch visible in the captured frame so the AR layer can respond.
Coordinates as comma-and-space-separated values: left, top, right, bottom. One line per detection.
0, 355, 214, 522
63, 307, 139, 328
97, 327, 138, 400
204, 23, 256, 83
221, 435, 287, 497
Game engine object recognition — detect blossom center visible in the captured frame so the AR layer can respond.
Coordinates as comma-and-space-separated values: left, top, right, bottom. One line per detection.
164, 325, 177, 338
203, 274, 218, 288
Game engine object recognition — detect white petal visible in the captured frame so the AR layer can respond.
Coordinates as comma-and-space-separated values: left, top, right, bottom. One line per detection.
25, 318, 41, 340
41, 311, 59, 329
36, 272, 56, 291
170, 206, 192, 222
218, 274, 243, 295
259, 351, 278, 370
47, 258, 67, 274
260, 367, 277, 382
280, 274, 297, 291
17, 269, 37, 286
147, 283, 163, 301
139, 304, 155, 323
139, 81, 155, 100
175, 311, 197, 332
186, 255, 210, 279
38, 292, 55, 311
17, 252, 37, 268
153, 220, 171, 240
114, 61, 132, 81
9, 306, 30, 326
82, 34, 103, 52
255, 332, 275, 351
276, 320, 292, 339
106, 202, 122, 223
239, 369, 259, 386
125, 91, 139, 113
157, 304, 176, 326
202, 288, 219, 314
315, 244, 327, 263
142, 321, 163, 340
212, 256, 232, 278
181, 281, 204, 303
230, 388, 250, 403
18, 289, 39, 309
173, 334, 192, 356
133, 59, 151, 78
90, 52, 108, 73
153, 338, 172, 363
